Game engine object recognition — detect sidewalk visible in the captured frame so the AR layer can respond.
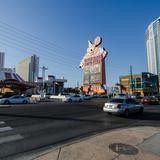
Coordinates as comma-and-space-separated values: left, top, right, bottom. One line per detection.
34, 126, 160, 160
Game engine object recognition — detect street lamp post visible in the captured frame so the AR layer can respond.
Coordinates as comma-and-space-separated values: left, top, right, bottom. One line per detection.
130, 65, 134, 95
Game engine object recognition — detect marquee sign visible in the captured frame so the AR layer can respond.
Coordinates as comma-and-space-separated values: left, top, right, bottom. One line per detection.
80, 36, 108, 90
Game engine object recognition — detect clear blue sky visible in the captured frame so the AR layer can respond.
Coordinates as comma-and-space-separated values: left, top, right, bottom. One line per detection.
0, 0, 159, 87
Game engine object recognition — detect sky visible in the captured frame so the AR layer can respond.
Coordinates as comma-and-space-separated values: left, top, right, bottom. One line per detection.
0, 0, 159, 87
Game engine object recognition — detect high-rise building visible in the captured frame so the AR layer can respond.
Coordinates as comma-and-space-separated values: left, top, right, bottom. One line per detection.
145, 17, 160, 76
0, 52, 5, 68
16, 54, 39, 82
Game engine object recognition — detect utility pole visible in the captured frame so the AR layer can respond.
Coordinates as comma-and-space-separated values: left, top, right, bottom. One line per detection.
40, 66, 48, 91
130, 65, 134, 94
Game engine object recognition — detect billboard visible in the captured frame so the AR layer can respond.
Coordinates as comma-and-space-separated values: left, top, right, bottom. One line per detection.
80, 36, 108, 86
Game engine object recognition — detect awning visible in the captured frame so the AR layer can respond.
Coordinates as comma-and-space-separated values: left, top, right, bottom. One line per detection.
0, 71, 35, 91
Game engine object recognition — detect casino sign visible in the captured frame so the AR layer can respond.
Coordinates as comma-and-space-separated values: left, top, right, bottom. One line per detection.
80, 36, 108, 94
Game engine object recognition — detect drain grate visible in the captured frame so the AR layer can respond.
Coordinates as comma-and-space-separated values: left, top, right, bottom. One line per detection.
109, 143, 139, 155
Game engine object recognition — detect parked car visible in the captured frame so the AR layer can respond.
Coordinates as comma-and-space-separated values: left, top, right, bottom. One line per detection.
83, 94, 92, 100
115, 94, 127, 99
0, 95, 30, 104
141, 96, 159, 105
63, 94, 83, 102
103, 98, 144, 117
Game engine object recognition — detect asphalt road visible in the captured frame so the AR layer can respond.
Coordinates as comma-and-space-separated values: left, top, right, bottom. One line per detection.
0, 99, 159, 159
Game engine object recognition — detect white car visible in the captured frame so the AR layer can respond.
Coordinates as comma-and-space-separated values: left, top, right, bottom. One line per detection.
63, 94, 83, 102
103, 98, 143, 117
0, 95, 30, 104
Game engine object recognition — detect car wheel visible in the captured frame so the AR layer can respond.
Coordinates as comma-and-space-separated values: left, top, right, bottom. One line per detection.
139, 107, 143, 115
107, 112, 112, 115
23, 100, 28, 104
124, 109, 129, 117
4, 100, 10, 104
68, 99, 72, 103
79, 99, 82, 102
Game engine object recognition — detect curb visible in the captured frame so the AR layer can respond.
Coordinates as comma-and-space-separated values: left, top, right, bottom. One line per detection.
0, 105, 12, 108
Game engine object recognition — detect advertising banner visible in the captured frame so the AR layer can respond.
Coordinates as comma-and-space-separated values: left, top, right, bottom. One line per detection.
80, 36, 108, 94
83, 63, 102, 84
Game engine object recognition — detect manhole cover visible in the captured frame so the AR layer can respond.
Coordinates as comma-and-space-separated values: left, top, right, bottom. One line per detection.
109, 143, 139, 155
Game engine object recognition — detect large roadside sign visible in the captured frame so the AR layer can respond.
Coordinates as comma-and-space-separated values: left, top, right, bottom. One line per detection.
80, 36, 108, 86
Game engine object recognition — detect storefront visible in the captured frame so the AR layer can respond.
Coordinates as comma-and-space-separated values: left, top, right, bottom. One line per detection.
33, 75, 67, 95
0, 71, 35, 94
119, 72, 159, 96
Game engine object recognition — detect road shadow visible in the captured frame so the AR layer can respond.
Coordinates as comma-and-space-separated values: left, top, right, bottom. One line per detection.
127, 111, 160, 120
0, 113, 103, 123
118, 111, 160, 127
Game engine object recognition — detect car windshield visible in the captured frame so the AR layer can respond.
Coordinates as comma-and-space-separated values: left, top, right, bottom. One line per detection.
110, 98, 124, 103
0, 94, 14, 98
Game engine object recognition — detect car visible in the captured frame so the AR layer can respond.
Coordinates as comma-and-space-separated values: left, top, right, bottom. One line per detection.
115, 94, 127, 99
141, 96, 159, 105
0, 95, 30, 104
141, 96, 151, 104
63, 94, 83, 102
103, 98, 144, 117
83, 94, 92, 100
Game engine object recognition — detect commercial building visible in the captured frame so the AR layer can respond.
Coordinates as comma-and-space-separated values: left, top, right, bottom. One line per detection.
16, 54, 67, 95
0, 71, 35, 94
16, 54, 39, 82
145, 17, 160, 76
0, 52, 5, 68
120, 72, 159, 96
31, 75, 67, 95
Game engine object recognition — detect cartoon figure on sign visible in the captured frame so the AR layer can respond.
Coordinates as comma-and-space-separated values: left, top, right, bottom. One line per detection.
79, 36, 108, 69
80, 36, 108, 94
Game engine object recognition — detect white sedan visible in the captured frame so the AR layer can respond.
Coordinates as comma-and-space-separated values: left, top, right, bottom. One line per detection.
63, 94, 83, 102
0, 95, 30, 104
103, 98, 143, 117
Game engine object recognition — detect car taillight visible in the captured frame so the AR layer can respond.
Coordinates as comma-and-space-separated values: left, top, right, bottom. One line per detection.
117, 104, 121, 109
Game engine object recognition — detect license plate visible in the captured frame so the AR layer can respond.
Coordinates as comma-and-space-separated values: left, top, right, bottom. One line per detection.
108, 105, 113, 108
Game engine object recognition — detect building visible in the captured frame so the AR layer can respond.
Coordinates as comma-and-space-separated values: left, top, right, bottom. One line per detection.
146, 17, 160, 76
32, 75, 67, 95
0, 52, 5, 68
16, 54, 39, 82
0, 71, 35, 94
80, 36, 108, 94
0, 68, 15, 73
120, 72, 159, 96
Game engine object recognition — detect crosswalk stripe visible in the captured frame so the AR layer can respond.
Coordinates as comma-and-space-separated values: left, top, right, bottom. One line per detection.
0, 126, 13, 132
0, 134, 23, 144
0, 121, 5, 125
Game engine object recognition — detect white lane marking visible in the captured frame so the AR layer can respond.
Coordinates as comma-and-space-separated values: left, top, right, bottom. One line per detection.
0, 121, 5, 125
0, 134, 23, 144
0, 126, 13, 132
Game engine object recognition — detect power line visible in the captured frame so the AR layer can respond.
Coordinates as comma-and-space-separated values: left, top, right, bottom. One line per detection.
0, 36, 79, 68
0, 42, 79, 78
0, 27, 80, 63
0, 27, 126, 71
0, 28, 79, 64
0, 19, 82, 58
0, 39, 80, 71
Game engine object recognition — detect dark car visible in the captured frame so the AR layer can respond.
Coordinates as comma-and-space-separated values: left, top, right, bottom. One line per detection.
141, 96, 159, 105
